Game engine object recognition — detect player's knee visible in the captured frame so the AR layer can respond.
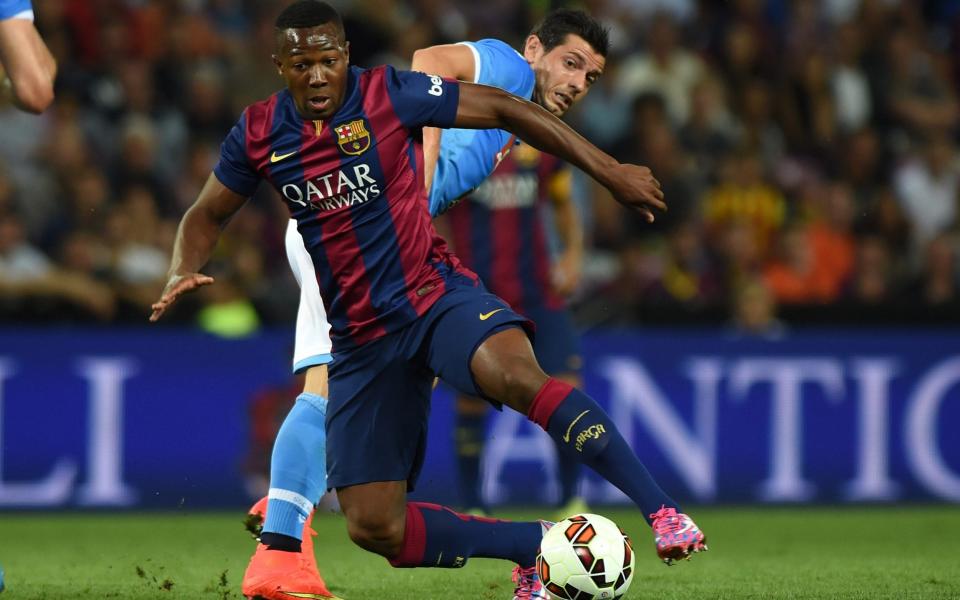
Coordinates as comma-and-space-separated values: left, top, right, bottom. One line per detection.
346, 511, 405, 557
490, 360, 547, 412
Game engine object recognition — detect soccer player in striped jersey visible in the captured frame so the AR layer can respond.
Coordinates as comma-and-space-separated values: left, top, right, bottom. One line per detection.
244, 11, 612, 599
151, 2, 705, 598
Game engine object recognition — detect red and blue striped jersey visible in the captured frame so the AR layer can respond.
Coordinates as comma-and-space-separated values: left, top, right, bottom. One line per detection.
214, 65, 474, 350
445, 142, 568, 314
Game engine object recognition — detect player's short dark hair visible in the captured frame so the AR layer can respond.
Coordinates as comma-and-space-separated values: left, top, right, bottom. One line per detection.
275, 0, 343, 33
531, 9, 610, 57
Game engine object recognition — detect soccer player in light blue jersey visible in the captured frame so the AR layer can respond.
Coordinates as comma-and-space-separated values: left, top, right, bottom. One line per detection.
0, 0, 55, 113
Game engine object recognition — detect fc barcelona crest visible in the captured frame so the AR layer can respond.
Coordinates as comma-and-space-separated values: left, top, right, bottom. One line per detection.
335, 119, 371, 155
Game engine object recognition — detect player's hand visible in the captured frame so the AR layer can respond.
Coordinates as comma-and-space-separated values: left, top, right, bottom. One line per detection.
149, 272, 215, 322
552, 250, 582, 297
603, 163, 666, 223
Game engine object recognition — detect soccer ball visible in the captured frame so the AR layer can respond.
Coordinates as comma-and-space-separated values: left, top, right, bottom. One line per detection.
536, 513, 635, 600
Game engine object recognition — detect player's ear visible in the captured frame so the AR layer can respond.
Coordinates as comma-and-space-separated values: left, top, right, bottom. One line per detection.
523, 34, 543, 64
343, 41, 350, 64
272, 54, 283, 75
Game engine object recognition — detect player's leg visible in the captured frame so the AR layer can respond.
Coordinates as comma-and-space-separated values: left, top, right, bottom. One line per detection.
454, 393, 488, 512
257, 364, 329, 552
472, 327, 706, 562
338, 481, 547, 568
0, 12, 56, 113
424, 284, 705, 564
241, 221, 335, 599
549, 372, 589, 515
525, 306, 587, 516
327, 323, 550, 598
257, 220, 334, 547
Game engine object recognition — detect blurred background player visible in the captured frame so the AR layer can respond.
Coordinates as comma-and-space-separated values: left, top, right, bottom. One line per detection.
440, 142, 588, 517
0, 0, 55, 113
243, 8, 613, 596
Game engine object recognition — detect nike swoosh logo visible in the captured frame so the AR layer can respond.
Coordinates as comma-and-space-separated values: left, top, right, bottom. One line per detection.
280, 592, 343, 599
563, 410, 591, 442
270, 150, 298, 163
479, 308, 505, 321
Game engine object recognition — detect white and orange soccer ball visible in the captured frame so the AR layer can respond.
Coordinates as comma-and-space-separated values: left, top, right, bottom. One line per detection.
536, 513, 635, 600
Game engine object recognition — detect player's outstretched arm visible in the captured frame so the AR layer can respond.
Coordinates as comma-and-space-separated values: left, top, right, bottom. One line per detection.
0, 17, 56, 114
149, 174, 247, 322
411, 43, 476, 194
453, 83, 666, 222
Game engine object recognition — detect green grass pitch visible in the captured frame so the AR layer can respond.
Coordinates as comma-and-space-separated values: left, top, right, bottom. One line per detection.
0, 506, 957, 599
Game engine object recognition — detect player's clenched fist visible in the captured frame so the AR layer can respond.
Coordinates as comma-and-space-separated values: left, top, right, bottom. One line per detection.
149, 272, 215, 322
603, 163, 666, 223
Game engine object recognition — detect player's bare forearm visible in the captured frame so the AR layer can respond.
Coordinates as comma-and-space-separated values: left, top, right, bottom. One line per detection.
412, 44, 475, 194
454, 84, 613, 182
453, 83, 665, 219
0, 18, 56, 113
150, 174, 246, 321
167, 174, 246, 278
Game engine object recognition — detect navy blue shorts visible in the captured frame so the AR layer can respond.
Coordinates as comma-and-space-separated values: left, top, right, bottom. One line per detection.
325, 277, 532, 491
525, 305, 581, 376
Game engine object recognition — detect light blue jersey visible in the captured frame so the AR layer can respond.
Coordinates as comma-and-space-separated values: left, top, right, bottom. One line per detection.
0, 0, 32, 21
429, 38, 535, 216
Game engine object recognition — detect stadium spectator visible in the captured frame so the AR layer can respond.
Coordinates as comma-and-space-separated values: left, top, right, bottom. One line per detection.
643, 221, 721, 308
734, 79, 786, 170
728, 276, 785, 339
778, 51, 836, 162
893, 132, 960, 257
913, 233, 960, 306
846, 235, 899, 305
763, 224, 839, 305
884, 26, 958, 138
702, 149, 786, 257
678, 75, 736, 181
0, 210, 114, 319
617, 12, 705, 125
830, 21, 872, 134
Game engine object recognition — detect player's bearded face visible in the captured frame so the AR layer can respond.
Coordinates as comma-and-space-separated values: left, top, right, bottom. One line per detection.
526, 34, 605, 117
273, 24, 350, 120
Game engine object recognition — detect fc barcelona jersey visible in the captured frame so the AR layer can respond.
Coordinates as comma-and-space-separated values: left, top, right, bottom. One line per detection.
214, 65, 475, 350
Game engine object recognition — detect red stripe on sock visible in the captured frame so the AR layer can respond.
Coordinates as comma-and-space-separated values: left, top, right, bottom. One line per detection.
389, 503, 428, 567
527, 378, 574, 429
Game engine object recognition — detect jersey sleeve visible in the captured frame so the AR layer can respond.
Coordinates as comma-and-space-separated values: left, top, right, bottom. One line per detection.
460, 39, 535, 99
213, 110, 261, 197
383, 66, 461, 130
0, 0, 33, 20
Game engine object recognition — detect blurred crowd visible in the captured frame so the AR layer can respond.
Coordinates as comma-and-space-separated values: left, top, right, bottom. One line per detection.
1, 0, 959, 333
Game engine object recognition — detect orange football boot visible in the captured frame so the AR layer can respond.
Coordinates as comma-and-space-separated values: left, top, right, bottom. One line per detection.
242, 497, 340, 599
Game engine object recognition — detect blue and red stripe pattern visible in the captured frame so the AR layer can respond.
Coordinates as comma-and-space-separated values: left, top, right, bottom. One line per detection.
445, 143, 566, 314
214, 65, 474, 349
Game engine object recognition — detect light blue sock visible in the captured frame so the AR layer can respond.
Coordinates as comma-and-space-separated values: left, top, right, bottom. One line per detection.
262, 392, 328, 540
